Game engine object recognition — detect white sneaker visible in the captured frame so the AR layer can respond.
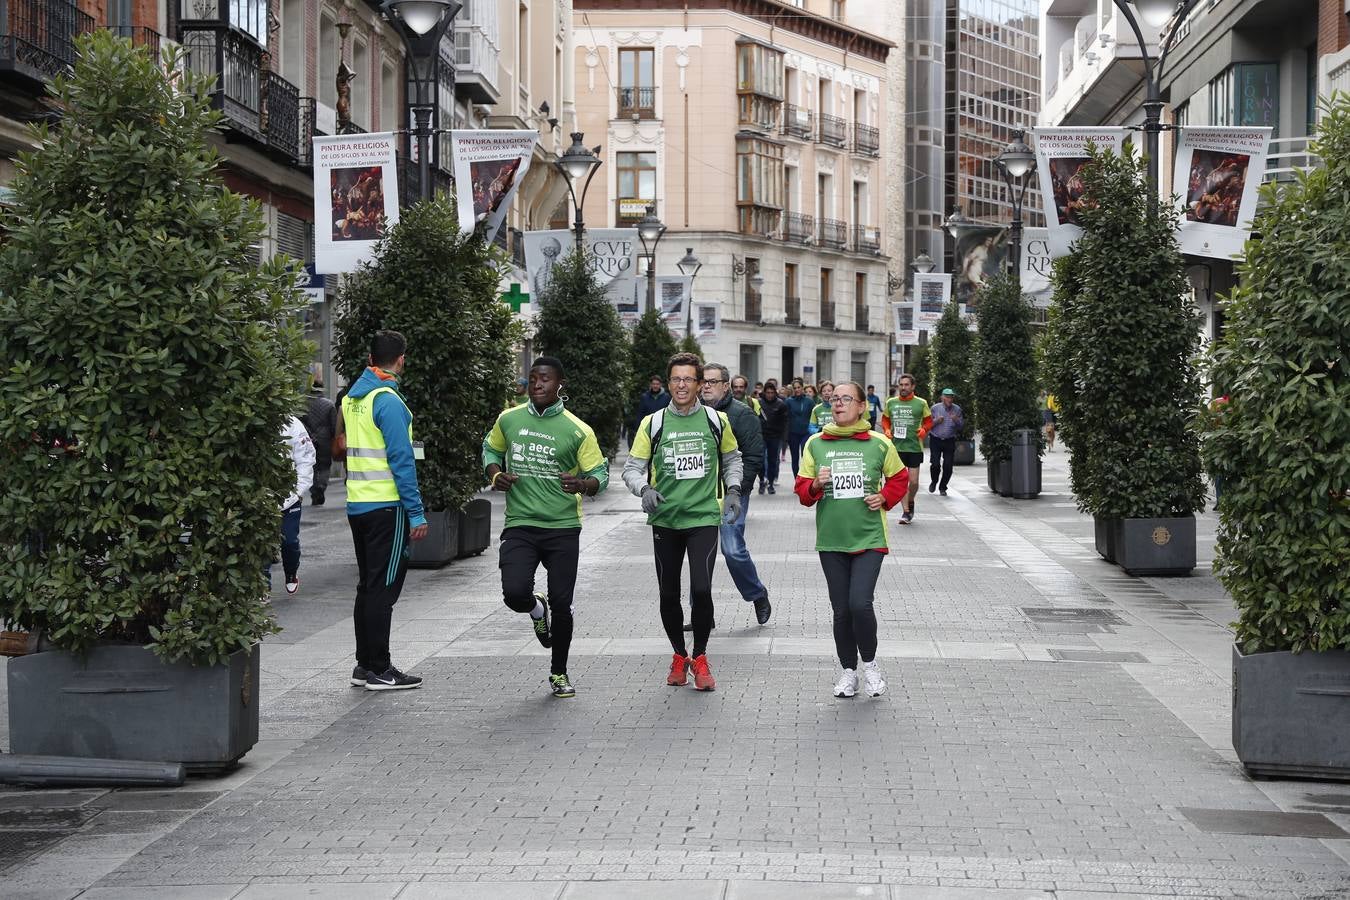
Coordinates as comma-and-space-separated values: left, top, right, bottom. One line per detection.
863, 661, 887, 697
833, 668, 858, 698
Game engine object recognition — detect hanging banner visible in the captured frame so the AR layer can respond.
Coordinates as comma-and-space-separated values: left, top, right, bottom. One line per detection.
523, 229, 640, 325
954, 224, 1008, 312
1021, 227, 1054, 306
450, 130, 538, 245
635, 274, 693, 334
693, 302, 720, 340
312, 132, 400, 274
913, 273, 951, 327
891, 302, 919, 346
1031, 126, 1129, 258
1173, 126, 1272, 260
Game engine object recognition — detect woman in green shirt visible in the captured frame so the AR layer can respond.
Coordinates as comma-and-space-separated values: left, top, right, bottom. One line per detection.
795, 381, 908, 699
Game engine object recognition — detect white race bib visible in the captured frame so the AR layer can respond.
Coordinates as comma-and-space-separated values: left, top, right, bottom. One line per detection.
895, 425, 907, 440
830, 458, 866, 500
674, 451, 706, 480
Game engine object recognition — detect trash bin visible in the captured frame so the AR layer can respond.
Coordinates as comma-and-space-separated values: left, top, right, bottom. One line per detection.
1009, 428, 1041, 499
456, 497, 493, 558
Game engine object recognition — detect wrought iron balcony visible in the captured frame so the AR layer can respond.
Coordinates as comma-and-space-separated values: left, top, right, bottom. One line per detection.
820, 298, 835, 329
745, 290, 762, 324
396, 153, 454, 208
104, 25, 161, 57
782, 103, 812, 140
263, 70, 299, 160
817, 113, 847, 148
454, 23, 500, 105
818, 218, 847, 250
784, 294, 801, 325
853, 122, 879, 157
617, 85, 656, 119
854, 303, 869, 332
0, 0, 95, 84
852, 224, 881, 255
297, 96, 316, 167
782, 211, 814, 244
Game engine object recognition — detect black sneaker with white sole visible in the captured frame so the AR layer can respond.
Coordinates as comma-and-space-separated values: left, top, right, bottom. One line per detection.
365, 666, 422, 691
531, 592, 552, 648
350, 665, 370, 687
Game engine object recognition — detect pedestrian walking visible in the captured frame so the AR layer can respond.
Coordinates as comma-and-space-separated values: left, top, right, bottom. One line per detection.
301, 366, 337, 506
624, 352, 743, 691
341, 330, 428, 691
927, 388, 964, 496
272, 415, 315, 595
483, 357, 607, 699
756, 382, 789, 494
731, 375, 761, 416
1042, 391, 1059, 451
629, 376, 670, 449
702, 362, 771, 625
866, 385, 882, 429
881, 373, 932, 525
785, 382, 814, 476
794, 381, 908, 698
809, 381, 835, 434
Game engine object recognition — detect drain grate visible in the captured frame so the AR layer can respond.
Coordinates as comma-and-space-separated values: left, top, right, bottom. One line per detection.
1048, 648, 1148, 664
1022, 607, 1128, 624
1180, 808, 1350, 839
0, 808, 98, 829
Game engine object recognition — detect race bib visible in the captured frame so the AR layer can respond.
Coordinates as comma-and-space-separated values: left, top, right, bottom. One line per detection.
830, 458, 866, 500
674, 451, 706, 480
895, 425, 907, 440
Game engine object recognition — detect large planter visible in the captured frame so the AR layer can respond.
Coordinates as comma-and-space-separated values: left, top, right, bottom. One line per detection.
7, 642, 259, 774
953, 439, 976, 466
989, 459, 1011, 496
409, 509, 458, 568
456, 497, 492, 558
1115, 515, 1195, 576
1094, 516, 1118, 563
1008, 428, 1041, 499
1233, 645, 1350, 781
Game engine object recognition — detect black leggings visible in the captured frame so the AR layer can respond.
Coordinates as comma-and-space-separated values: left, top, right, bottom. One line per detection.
819, 550, 885, 669
652, 525, 719, 658
500, 526, 581, 675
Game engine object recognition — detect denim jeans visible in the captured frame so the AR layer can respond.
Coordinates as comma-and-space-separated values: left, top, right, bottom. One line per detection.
718, 492, 767, 603
267, 501, 303, 585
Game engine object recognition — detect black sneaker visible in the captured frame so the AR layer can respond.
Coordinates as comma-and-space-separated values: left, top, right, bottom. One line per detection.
757, 483, 766, 495
350, 665, 369, 687
549, 673, 576, 698
939, 488, 948, 496
531, 592, 552, 648
365, 666, 422, 691
767, 483, 776, 494
754, 597, 772, 625
929, 481, 937, 493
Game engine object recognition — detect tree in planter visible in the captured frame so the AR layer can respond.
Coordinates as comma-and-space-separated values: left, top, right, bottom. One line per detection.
1204, 96, 1350, 654
677, 334, 703, 357
972, 272, 1041, 463
907, 344, 932, 399
630, 307, 678, 387
0, 32, 307, 664
928, 302, 976, 440
333, 199, 519, 516
534, 251, 631, 458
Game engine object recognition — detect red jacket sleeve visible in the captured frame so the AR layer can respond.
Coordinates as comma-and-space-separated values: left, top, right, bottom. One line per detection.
916, 413, 934, 441
879, 467, 909, 510
795, 474, 823, 506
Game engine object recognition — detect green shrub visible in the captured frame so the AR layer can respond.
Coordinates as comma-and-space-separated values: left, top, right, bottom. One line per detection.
0, 33, 308, 663
907, 344, 932, 399
1044, 144, 1206, 520
929, 303, 976, 439
630, 308, 677, 387
334, 199, 519, 514
1204, 95, 1350, 653
972, 272, 1041, 462
534, 250, 631, 458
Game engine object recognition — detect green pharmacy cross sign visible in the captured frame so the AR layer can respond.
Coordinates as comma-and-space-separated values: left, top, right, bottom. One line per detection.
502, 283, 530, 313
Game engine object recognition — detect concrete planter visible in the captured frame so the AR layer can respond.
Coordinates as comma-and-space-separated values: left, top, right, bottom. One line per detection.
1115, 516, 1195, 576
7, 642, 259, 775
1094, 516, 1118, 563
989, 459, 1012, 496
409, 509, 457, 569
953, 440, 976, 466
1233, 645, 1350, 781
456, 497, 492, 558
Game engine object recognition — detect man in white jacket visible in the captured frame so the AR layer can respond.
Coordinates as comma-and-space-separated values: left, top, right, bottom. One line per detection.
274, 415, 316, 595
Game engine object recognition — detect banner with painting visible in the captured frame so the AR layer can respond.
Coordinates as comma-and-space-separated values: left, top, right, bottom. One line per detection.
522, 229, 641, 325
1031, 127, 1129, 258
953, 224, 1009, 312
891, 302, 919, 346
312, 132, 400, 274
450, 130, 538, 245
913, 273, 951, 327
693, 302, 720, 341
1172, 127, 1271, 260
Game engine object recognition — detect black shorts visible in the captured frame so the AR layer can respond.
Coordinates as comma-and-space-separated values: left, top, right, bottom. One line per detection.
899, 451, 925, 469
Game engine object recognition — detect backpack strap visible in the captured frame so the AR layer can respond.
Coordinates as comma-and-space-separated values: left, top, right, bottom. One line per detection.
645, 406, 724, 488
645, 409, 666, 480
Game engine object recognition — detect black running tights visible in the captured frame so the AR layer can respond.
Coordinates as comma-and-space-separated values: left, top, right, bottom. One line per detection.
819, 549, 885, 669
652, 525, 719, 658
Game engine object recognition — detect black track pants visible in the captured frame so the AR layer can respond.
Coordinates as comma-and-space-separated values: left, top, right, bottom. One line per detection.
499, 526, 581, 676
349, 506, 411, 673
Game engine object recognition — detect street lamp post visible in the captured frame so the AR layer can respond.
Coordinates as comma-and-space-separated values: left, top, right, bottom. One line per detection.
900, 252, 937, 377
556, 133, 603, 255
676, 247, 703, 338
381, 0, 462, 203
636, 205, 667, 321
994, 130, 1035, 287
1111, 0, 1201, 217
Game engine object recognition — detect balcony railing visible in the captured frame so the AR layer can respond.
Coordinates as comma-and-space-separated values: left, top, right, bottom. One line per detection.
0, 0, 95, 83
853, 122, 879, 157
617, 85, 656, 119
820, 299, 835, 329
1262, 135, 1319, 185
396, 154, 454, 208
818, 218, 847, 249
454, 23, 500, 105
854, 303, 869, 332
785, 294, 801, 326
263, 70, 299, 160
782, 211, 814, 244
782, 103, 812, 140
298, 96, 316, 166
105, 25, 161, 57
852, 224, 881, 255
817, 113, 847, 148
745, 290, 762, 324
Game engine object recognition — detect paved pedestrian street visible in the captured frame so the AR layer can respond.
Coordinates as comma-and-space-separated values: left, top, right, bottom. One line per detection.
3, 453, 1349, 900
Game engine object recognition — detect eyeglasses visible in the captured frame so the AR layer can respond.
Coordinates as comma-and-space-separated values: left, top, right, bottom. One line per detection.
704, 378, 728, 385
669, 376, 700, 386
832, 396, 860, 405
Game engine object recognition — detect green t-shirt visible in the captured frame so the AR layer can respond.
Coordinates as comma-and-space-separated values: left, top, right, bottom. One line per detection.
812, 401, 834, 430
483, 402, 607, 530
799, 432, 903, 552
884, 395, 931, 454
630, 405, 738, 530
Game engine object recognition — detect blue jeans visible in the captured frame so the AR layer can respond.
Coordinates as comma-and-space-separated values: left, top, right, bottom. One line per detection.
718, 492, 767, 602
268, 502, 303, 584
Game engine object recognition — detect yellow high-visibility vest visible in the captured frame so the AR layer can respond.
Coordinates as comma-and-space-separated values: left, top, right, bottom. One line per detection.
342, 386, 413, 504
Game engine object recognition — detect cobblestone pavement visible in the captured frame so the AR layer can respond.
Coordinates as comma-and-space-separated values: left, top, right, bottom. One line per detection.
4, 451, 1350, 899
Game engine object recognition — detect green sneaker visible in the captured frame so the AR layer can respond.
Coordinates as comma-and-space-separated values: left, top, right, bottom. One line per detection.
531, 592, 551, 648
549, 673, 575, 698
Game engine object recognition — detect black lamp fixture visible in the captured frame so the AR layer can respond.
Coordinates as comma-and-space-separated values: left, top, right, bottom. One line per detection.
676, 247, 703, 337
730, 256, 765, 290
636, 205, 667, 321
381, 0, 461, 203
555, 132, 603, 254
994, 130, 1036, 287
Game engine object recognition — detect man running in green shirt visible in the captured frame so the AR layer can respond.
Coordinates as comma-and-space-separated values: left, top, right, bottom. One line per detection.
483, 357, 607, 698
624, 352, 743, 692
881, 373, 932, 525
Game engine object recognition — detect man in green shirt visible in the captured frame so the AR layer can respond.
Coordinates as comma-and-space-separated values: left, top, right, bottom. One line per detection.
809, 380, 835, 434
881, 373, 932, 525
483, 357, 608, 698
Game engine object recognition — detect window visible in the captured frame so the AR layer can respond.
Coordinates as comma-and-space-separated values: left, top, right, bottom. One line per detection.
353, 38, 370, 130
819, 268, 834, 329
319, 10, 337, 109
745, 257, 762, 322
616, 152, 657, 225
1208, 63, 1280, 132
381, 61, 398, 132
736, 136, 784, 236
854, 273, 867, 332
739, 345, 762, 386
619, 48, 655, 118
231, 0, 267, 45
850, 351, 868, 385
816, 348, 834, 380
737, 41, 783, 130
280, 0, 304, 90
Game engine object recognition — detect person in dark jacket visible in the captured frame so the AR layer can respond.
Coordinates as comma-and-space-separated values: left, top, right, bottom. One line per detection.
301, 365, 338, 506
629, 375, 671, 448
757, 382, 789, 494
784, 382, 814, 477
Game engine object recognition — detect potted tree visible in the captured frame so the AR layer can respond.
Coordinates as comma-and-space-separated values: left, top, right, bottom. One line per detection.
929, 302, 977, 465
1207, 97, 1350, 779
1044, 145, 1206, 575
972, 272, 1042, 499
334, 200, 519, 567
0, 33, 307, 771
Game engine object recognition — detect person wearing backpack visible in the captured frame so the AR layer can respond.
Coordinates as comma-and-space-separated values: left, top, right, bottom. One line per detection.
623, 352, 743, 691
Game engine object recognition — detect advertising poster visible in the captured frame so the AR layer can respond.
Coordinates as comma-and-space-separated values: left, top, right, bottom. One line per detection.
1021, 227, 1054, 307
693, 302, 720, 340
635, 275, 693, 334
523, 229, 640, 324
913, 272, 951, 327
1031, 127, 1129, 258
450, 130, 538, 245
312, 132, 400, 274
1172, 127, 1271, 260
892, 302, 919, 346
954, 224, 1008, 311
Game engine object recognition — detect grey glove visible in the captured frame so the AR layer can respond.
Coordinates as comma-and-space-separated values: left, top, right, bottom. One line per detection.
721, 489, 742, 525
640, 486, 665, 515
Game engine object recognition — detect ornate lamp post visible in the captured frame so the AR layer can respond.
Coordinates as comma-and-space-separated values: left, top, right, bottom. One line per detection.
676, 247, 703, 338
555, 133, 603, 254
911, 251, 936, 275
381, 0, 461, 202
994, 130, 1036, 287
636, 205, 667, 320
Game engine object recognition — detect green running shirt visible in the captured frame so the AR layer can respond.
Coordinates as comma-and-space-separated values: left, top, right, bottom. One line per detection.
799, 432, 904, 552
630, 407, 738, 530
483, 402, 607, 530
811, 401, 834, 430
883, 395, 931, 454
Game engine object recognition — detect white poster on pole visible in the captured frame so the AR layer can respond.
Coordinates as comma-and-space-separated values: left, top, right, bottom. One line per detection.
693, 302, 720, 340
892, 302, 919, 346
636, 275, 693, 334
1021, 227, 1054, 306
523, 228, 640, 325
1172, 126, 1272, 260
1031, 127, 1129, 258
914, 273, 951, 327
312, 132, 400, 274
450, 130, 538, 245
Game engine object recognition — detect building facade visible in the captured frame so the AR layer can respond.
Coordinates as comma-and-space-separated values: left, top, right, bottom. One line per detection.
572, 0, 894, 390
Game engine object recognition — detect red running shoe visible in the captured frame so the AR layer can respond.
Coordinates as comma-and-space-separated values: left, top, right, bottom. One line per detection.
690, 654, 716, 692
666, 653, 691, 686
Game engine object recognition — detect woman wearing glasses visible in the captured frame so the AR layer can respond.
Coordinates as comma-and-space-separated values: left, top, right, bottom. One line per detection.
794, 381, 908, 698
